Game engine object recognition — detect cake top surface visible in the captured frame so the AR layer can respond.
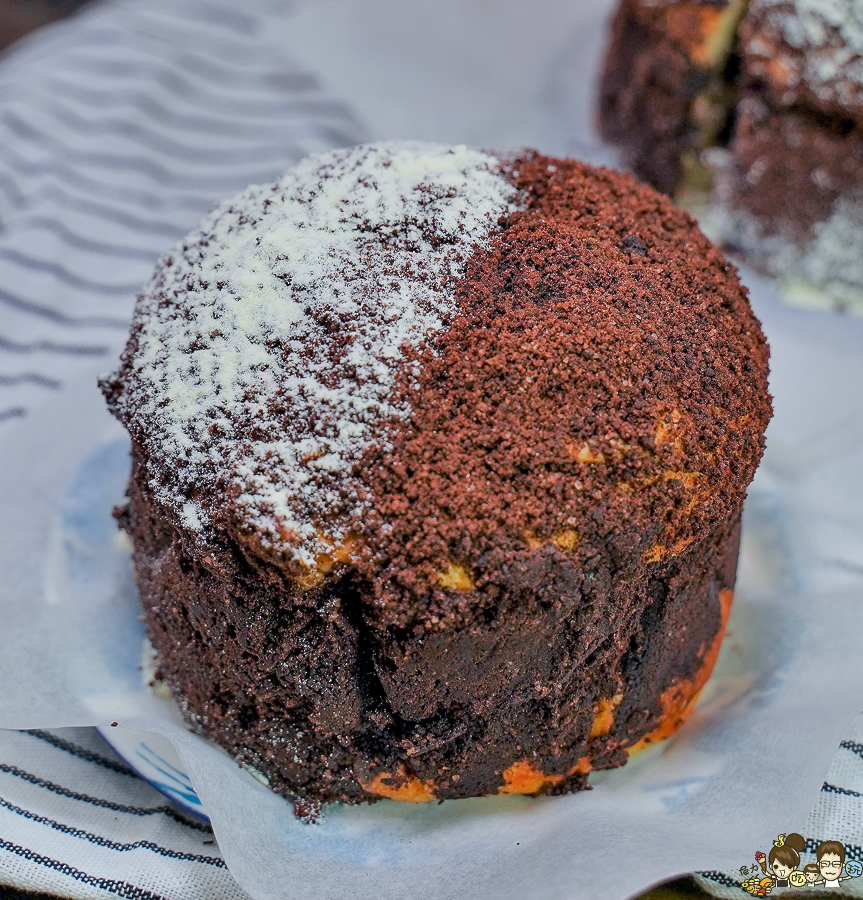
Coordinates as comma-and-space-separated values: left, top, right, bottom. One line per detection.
106, 142, 771, 615
106, 142, 517, 564
744, 0, 863, 112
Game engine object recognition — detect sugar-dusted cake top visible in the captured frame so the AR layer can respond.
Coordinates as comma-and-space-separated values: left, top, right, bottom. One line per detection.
105, 144, 770, 608
743, 0, 863, 116
104, 142, 518, 564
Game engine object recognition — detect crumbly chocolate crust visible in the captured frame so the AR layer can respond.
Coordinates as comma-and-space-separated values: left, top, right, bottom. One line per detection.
106, 146, 771, 807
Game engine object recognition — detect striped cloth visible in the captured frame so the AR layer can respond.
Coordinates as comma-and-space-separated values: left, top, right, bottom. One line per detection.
0, 1, 862, 899
0, 728, 250, 899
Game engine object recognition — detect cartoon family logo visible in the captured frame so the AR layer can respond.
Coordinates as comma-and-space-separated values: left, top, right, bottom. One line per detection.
739, 834, 863, 894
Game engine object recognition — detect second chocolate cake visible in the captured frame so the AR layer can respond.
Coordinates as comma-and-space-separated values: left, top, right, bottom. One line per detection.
600, 0, 863, 314
102, 142, 771, 811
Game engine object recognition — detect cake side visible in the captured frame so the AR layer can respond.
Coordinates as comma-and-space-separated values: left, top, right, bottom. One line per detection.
123, 456, 742, 804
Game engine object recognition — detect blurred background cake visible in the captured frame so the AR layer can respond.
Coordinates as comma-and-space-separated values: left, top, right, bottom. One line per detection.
102, 140, 771, 810
599, 0, 863, 314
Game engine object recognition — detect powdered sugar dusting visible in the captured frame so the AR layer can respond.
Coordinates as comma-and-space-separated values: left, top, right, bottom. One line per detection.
114, 142, 518, 564
713, 179, 863, 314
747, 0, 863, 104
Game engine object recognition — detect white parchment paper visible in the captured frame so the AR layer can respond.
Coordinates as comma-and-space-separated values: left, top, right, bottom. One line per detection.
2, 1, 863, 898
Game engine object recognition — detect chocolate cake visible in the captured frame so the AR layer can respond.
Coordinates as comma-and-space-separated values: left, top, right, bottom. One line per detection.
599, 0, 863, 313
101, 141, 771, 811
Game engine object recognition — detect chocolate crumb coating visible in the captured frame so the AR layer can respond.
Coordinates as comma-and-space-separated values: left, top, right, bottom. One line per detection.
105, 144, 771, 807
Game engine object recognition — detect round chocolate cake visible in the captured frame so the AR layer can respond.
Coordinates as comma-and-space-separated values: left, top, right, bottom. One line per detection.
102, 141, 771, 811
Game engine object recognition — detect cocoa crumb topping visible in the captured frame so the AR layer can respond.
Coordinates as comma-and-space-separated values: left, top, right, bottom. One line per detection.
357, 152, 771, 631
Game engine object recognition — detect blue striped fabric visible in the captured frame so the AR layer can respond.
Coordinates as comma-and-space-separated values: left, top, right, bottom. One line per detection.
0, 727, 249, 898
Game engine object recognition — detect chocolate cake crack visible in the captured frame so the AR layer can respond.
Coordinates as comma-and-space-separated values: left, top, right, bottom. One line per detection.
338, 575, 390, 721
